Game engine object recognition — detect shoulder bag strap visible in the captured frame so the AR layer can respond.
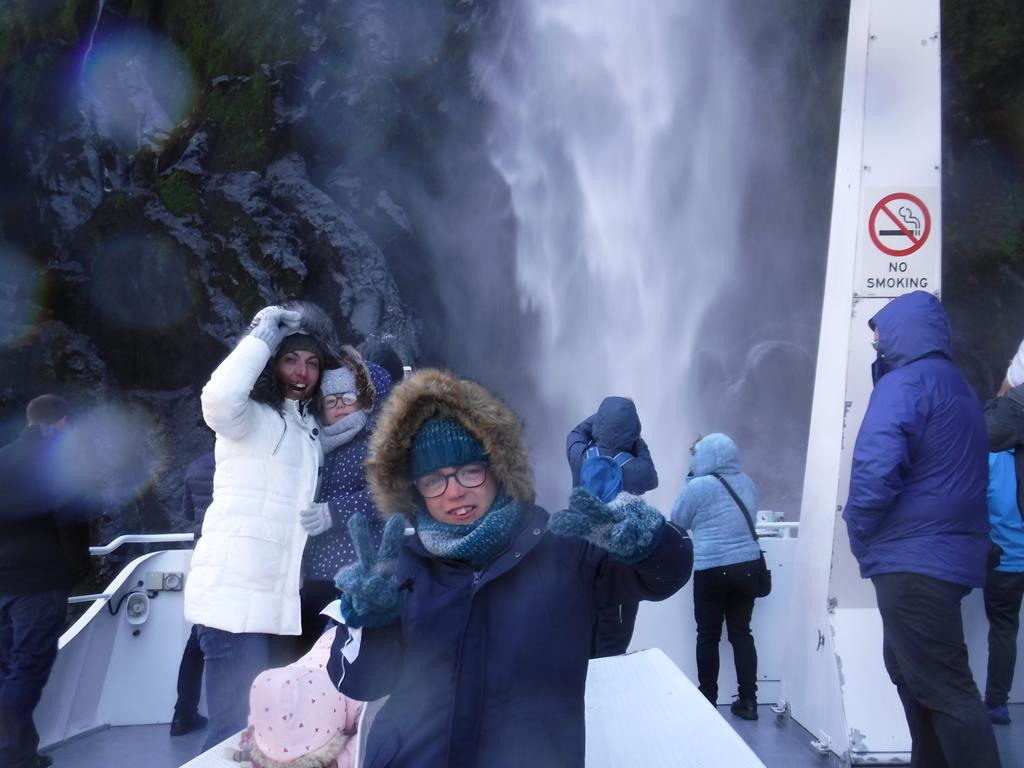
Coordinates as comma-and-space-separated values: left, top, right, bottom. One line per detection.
711, 471, 758, 541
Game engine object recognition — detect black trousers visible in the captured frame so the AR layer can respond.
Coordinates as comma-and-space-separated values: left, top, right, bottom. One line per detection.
872, 572, 1001, 768
983, 569, 1024, 708
693, 560, 759, 703
173, 624, 204, 717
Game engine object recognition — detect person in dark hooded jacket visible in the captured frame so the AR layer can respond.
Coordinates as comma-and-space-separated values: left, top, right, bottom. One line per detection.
184, 300, 342, 750
297, 350, 388, 653
566, 396, 659, 656
843, 290, 999, 768
327, 370, 692, 768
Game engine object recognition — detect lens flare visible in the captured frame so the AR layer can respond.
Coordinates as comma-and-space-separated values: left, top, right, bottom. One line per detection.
0, 244, 45, 349
52, 402, 168, 507
79, 25, 197, 150
87, 233, 197, 331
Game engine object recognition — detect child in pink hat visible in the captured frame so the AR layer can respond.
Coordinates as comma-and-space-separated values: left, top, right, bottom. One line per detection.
233, 628, 362, 768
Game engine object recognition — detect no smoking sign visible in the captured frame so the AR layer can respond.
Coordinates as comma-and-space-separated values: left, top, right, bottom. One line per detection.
868, 192, 931, 256
856, 188, 939, 297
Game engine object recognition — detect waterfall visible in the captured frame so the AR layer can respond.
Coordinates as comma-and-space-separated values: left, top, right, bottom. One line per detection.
477, 0, 841, 668
82, 0, 107, 77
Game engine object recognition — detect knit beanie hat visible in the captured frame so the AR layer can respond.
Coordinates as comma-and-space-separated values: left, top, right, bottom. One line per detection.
277, 333, 325, 363
1007, 338, 1024, 388
410, 417, 486, 478
320, 366, 357, 397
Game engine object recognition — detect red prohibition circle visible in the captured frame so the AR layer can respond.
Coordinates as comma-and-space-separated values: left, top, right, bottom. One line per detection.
868, 192, 931, 257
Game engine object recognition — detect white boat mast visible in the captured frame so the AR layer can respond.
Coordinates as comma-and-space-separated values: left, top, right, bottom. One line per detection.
782, 0, 941, 763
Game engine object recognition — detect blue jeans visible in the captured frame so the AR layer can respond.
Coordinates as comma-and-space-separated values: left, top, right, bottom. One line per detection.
0, 589, 68, 768
196, 626, 271, 751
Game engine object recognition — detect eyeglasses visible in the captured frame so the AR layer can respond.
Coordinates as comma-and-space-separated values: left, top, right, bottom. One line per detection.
323, 392, 358, 409
414, 462, 488, 499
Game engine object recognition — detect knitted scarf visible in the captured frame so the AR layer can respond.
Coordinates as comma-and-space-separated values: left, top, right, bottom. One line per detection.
416, 493, 524, 571
319, 409, 368, 454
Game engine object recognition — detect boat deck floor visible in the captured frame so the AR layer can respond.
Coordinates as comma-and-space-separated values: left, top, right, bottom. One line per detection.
42, 703, 1023, 768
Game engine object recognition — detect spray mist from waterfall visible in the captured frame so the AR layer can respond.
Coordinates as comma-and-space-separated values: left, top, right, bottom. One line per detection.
477, 1, 844, 518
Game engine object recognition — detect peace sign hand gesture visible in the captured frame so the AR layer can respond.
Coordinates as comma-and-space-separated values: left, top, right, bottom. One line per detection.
334, 513, 407, 629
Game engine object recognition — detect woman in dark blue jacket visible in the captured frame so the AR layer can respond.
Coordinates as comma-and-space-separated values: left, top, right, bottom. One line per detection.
328, 369, 692, 768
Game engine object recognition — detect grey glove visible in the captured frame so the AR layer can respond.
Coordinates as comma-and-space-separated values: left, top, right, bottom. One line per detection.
300, 501, 333, 536
248, 305, 302, 352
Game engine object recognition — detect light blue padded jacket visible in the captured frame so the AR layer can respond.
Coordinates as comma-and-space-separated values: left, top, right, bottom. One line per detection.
671, 433, 760, 571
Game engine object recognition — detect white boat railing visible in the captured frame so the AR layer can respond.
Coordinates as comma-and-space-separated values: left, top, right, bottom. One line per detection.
89, 532, 194, 556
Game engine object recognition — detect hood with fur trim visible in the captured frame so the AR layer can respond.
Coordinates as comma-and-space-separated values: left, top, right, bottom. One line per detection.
250, 300, 343, 411
365, 369, 534, 521
320, 345, 376, 414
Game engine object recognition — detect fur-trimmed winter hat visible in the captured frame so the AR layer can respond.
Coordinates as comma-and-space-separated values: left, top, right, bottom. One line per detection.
365, 369, 534, 521
318, 346, 375, 412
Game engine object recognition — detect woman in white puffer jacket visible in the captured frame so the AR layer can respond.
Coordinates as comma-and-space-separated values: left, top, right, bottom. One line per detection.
184, 300, 341, 751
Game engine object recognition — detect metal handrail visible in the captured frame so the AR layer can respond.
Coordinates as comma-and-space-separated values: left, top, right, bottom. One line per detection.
755, 522, 800, 538
89, 533, 194, 556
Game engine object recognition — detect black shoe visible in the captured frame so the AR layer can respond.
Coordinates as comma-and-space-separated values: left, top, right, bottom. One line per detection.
730, 698, 758, 721
169, 712, 208, 736
35, 756, 54, 768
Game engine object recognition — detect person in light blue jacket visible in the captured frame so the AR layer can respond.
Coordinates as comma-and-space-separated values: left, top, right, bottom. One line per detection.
671, 432, 762, 720
983, 450, 1024, 726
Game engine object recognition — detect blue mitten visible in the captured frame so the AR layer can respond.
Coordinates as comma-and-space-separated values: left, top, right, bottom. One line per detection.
549, 487, 665, 563
334, 514, 406, 628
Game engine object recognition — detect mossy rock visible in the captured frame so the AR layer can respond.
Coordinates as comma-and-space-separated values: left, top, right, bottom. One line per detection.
157, 171, 201, 217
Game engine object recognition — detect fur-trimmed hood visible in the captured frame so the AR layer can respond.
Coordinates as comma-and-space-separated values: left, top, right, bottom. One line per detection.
322, 345, 376, 412
365, 369, 534, 521
250, 300, 343, 411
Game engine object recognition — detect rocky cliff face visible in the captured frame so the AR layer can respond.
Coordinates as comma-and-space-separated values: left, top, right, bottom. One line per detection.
0, 0, 525, 578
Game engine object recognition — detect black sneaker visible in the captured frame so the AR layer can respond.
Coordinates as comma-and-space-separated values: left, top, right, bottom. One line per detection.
35, 755, 54, 768
169, 712, 208, 736
730, 698, 758, 721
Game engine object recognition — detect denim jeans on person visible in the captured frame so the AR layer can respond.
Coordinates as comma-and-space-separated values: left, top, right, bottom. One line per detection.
0, 589, 68, 768
872, 572, 1001, 768
195, 625, 271, 751
693, 559, 760, 704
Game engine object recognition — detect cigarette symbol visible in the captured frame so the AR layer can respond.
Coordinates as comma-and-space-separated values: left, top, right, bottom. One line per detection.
879, 206, 922, 238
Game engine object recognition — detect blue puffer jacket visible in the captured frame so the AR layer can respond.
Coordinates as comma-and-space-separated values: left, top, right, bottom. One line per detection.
843, 291, 989, 586
328, 505, 692, 768
988, 451, 1024, 573
302, 364, 392, 582
566, 397, 658, 494
670, 433, 760, 570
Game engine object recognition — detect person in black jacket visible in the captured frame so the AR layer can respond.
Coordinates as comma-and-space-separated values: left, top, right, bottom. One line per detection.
169, 451, 214, 736
0, 395, 91, 768
566, 396, 659, 657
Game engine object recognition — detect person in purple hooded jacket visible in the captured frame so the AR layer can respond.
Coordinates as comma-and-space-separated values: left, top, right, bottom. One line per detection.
843, 290, 999, 768
566, 396, 658, 657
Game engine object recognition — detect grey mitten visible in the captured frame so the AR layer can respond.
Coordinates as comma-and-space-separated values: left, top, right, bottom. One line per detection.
248, 305, 302, 351
300, 502, 333, 536
548, 487, 665, 563
334, 514, 406, 628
